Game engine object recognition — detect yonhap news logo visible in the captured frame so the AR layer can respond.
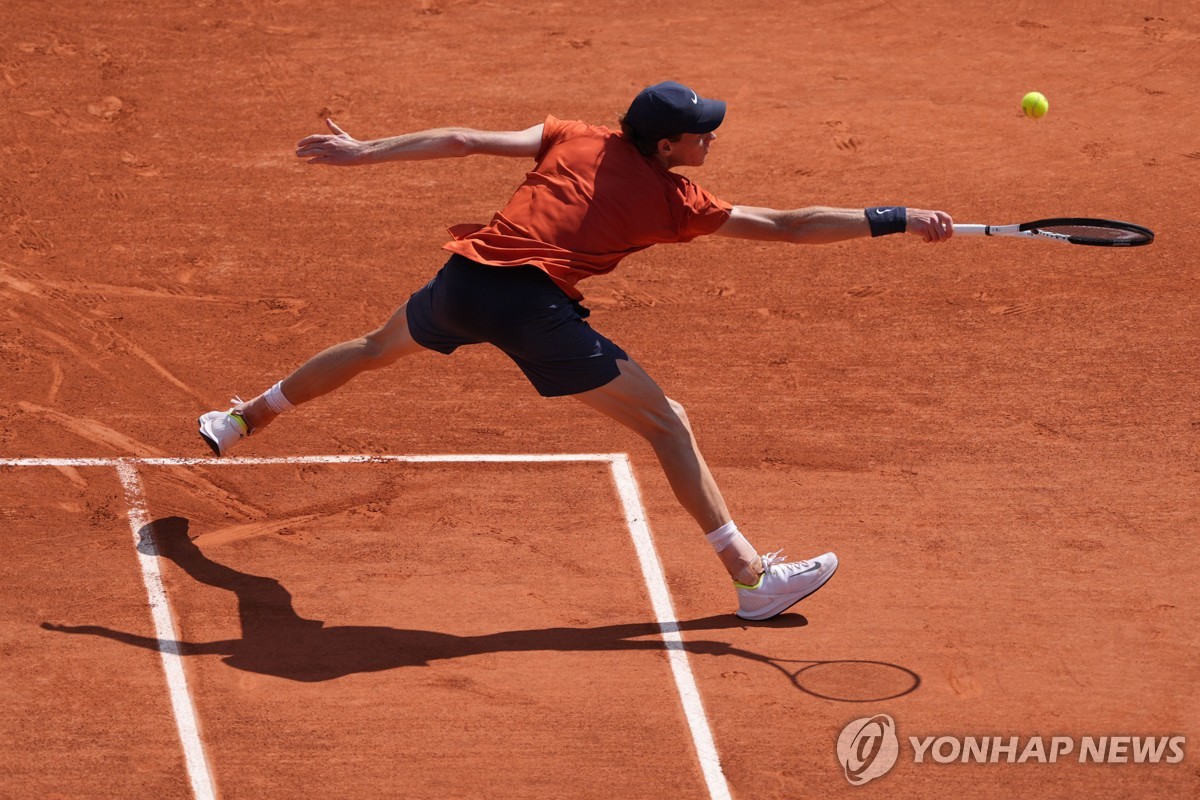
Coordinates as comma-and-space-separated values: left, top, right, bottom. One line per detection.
837, 715, 899, 785
837, 715, 1186, 786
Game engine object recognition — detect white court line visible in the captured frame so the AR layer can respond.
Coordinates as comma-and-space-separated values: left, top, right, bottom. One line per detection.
113, 461, 217, 800
13, 453, 730, 800
1, 454, 616, 468
609, 455, 732, 800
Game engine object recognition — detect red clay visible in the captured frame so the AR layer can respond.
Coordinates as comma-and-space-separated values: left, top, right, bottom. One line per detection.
3, 1, 1198, 797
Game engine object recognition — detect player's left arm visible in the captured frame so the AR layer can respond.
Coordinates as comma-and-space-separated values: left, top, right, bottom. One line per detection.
296, 119, 545, 166
713, 205, 954, 244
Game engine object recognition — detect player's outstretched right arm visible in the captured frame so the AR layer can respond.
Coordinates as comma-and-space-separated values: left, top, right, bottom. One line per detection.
714, 205, 953, 244
295, 119, 544, 166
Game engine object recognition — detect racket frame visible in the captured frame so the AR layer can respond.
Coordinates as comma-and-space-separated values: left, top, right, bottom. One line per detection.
955, 217, 1154, 246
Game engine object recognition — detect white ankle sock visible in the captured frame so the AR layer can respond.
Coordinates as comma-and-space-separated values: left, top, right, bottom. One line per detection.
264, 381, 296, 414
705, 521, 745, 554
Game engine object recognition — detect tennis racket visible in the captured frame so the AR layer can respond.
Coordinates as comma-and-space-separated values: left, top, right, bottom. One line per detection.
955, 217, 1154, 247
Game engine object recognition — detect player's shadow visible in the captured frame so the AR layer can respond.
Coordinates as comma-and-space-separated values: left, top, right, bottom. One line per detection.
42, 516, 919, 701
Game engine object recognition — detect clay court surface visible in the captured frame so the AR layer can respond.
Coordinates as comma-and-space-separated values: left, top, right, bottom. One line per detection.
2, 1, 1198, 797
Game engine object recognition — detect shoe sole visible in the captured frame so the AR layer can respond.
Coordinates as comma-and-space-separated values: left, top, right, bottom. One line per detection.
735, 562, 838, 621
197, 416, 223, 456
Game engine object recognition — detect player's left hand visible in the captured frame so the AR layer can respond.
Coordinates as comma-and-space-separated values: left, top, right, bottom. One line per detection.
296, 119, 369, 166
906, 209, 954, 243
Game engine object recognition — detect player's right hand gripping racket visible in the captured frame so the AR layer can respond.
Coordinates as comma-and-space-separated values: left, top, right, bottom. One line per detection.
955, 217, 1154, 246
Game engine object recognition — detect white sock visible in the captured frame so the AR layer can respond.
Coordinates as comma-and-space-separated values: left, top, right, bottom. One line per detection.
264, 381, 296, 414
705, 520, 745, 554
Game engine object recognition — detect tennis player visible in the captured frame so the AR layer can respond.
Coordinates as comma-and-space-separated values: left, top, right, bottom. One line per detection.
199, 81, 953, 620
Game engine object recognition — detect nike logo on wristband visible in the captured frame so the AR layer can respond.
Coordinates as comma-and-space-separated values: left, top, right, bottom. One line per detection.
866, 206, 906, 237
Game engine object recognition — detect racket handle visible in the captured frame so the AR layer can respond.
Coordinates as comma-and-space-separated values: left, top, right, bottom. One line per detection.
954, 224, 989, 237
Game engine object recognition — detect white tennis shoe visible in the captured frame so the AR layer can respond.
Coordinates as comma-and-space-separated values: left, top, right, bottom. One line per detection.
735, 550, 838, 620
198, 404, 249, 456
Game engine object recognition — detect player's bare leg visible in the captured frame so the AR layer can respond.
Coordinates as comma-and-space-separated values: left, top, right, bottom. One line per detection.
574, 358, 763, 585
199, 302, 424, 454
246, 301, 424, 428
576, 357, 840, 618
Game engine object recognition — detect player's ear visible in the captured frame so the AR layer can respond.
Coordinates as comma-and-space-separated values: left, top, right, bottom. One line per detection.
657, 138, 672, 155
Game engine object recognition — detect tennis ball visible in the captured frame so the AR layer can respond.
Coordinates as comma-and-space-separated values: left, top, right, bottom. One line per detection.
1021, 91, 1049, 119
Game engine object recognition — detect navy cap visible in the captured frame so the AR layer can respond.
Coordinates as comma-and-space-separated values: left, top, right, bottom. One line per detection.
624, 81, 726, 143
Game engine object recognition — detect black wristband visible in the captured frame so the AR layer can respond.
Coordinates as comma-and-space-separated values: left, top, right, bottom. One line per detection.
865, 206, 907, 237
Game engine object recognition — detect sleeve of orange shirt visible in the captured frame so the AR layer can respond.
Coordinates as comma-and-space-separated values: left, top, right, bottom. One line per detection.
536, 115, 590, 160
676, 179, 733, 242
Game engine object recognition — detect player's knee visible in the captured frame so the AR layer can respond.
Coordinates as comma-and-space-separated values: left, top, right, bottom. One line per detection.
666, 397, 691, 429
358, 303, 417, 368
642, 399, 691, 445
360, 329, 404, 367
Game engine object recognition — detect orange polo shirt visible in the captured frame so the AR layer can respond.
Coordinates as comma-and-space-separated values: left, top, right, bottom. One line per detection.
443, 115, 732, 300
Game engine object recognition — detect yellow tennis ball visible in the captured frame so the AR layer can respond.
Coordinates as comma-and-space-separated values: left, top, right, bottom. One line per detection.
1021, 91, 1049, 119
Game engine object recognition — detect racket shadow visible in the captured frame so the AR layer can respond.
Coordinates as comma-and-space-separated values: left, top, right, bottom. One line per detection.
40, 516, 920, 701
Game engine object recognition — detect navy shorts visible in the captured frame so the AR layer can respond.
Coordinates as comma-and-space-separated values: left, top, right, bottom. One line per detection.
406, 255, 628, 397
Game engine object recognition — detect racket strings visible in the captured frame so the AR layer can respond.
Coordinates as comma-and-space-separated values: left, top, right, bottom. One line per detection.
1020, 218, 1155, 246
1035, 224, 1148, 244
